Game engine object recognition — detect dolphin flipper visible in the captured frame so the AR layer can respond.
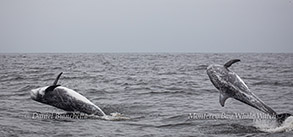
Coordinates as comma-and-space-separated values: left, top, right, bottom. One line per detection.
219, 93, 230, 107
45, 85, 60, 93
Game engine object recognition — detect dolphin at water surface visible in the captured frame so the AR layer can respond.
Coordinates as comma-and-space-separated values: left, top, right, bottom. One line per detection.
206, 59, 291, 125
30, 72, 107, 117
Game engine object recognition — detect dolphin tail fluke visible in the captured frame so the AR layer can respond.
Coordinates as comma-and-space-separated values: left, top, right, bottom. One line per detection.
53, 72, 63, 85
276, 113, 292, 125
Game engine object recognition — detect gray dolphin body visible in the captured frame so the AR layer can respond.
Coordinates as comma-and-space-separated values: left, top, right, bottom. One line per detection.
207, 59, 291, 125
30, 72, 106, 116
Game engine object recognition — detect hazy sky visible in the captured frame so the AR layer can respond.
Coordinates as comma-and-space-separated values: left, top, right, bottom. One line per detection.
1, 0, 293, 53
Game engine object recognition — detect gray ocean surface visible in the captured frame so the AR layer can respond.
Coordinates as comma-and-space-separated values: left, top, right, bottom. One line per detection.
1, 53, 293, 137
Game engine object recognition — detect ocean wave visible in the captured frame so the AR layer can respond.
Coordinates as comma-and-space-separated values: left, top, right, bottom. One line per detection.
155, 122, 193, 128
202, 123, 262, 134
1, 53, 293, 136
252, 80, 293, 87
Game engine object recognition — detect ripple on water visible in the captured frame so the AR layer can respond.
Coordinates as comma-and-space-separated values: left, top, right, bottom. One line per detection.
1, 53, 293, 136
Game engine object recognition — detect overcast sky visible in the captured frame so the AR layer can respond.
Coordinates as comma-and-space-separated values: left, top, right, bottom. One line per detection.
0, 0, 292, 53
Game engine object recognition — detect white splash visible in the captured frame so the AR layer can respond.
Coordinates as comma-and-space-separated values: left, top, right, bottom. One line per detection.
90, 112, 130, 121
254, 116, 293, 133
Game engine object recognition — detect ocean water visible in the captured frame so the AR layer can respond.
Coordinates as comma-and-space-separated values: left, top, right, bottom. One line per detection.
0, 53, 293, 137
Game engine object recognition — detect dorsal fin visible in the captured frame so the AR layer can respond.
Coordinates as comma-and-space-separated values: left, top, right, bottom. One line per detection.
53, 72, 63, 85
224, 59, 240, 68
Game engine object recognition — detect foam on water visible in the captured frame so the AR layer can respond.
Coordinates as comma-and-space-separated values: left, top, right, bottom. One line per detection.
254, 116, 293, 133
98, 112, 130, 121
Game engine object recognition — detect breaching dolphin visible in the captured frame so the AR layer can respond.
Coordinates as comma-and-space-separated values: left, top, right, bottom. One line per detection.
30, 72, 107, 117
207, 59, 291, 125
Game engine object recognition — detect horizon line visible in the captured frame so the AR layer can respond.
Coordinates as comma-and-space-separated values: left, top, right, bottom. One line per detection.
0, 51, 292, 54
